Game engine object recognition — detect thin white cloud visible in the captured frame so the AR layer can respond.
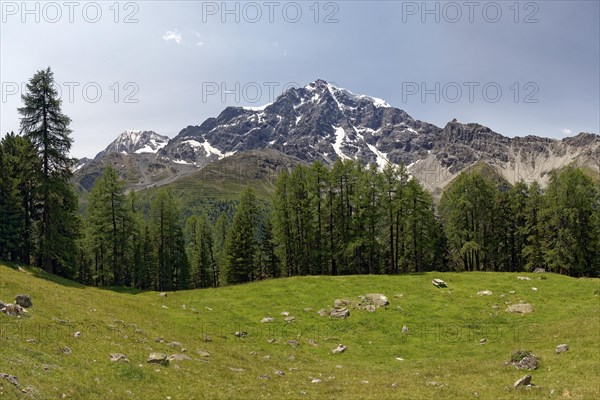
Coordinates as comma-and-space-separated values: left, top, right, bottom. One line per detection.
162, 30, 182, 45
194, 32, 204, 47
561, 128, 572, 135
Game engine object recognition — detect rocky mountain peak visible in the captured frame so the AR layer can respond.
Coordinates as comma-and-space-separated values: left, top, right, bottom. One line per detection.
94, 130, 169, 160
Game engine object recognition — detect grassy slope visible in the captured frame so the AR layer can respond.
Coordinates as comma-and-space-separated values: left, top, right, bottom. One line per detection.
1, 264, 598, 399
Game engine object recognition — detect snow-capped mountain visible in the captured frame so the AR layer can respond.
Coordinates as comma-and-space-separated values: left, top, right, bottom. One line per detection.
158, 79, 599, 192
159, 79, 439, 168
77, 80, 599, 193
94, 130, 169, 160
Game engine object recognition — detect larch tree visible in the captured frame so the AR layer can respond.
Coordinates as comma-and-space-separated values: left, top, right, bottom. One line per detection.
18, 67, 78, 275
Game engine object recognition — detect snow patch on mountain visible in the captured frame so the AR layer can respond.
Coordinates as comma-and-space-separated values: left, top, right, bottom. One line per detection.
332, 125, 351, 161
243, 103, 272, 111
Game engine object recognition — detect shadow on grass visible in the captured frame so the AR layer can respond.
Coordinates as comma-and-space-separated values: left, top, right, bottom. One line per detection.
99, 286, 146, 295
31, 269, 87, 289
2, 260, 149, 294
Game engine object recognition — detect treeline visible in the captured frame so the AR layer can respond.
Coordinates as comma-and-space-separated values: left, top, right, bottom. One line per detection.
272, 162, 444, 276
1, 68, 599, 288
75, 169, 278, 289
271, 161, 599, 278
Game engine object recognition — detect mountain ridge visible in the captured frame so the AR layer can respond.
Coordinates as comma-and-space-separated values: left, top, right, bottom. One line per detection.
74, 80, 600, 194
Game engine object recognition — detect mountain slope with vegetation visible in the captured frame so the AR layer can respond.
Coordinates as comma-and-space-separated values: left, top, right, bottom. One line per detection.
1, 263, 599, 399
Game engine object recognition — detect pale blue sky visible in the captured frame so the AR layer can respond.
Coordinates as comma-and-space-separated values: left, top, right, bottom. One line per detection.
1, 0, 598, 158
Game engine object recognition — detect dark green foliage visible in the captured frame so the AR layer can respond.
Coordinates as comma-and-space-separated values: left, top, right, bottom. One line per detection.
186, 214, 218, 288
224, 187, 260, 284
150, 190, 190, 290
17, 67, 78, 275
272, 160, 440, 276
542, 167, 599, 276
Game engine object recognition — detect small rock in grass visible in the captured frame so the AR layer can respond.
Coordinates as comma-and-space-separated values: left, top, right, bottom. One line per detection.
555, 344, 569, 354
197, 350, 211, 358
110, 353, 129, 363
259, 374, 271, 380
234, 331, 247, 338
334, 299, 351, 308
330, 308, 350, 319
74, 331, 81, 338
147, 353, 168, 365
274, 370, 285, 376
62, 346, 72, 355
532, 287, 538, 291
311, 378, 322, 383
477, 290, 493, 296
159, 292, 168, 297
513, 374, 532, 388
517, 276, 531, 281
432, 279, 447, 288
317, 309, 328, 317
402, 325, 409, 334
284, 316, 295, 323
506, 303, 534, 314
359, 293, 389, 307
15, 294, 32, 308
167, 354, 191, 362
332, 344, 347, 354
281, 311, 289, 317
288, 340, 300, 347
1, 303, 27, 316
261, 317, 275, 323
0, 373, 20, 386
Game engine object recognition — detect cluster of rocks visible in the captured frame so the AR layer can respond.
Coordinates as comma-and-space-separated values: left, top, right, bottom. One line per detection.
357, 294, 389, 312
0, 294, 32, 317
317, 293, 390, 319
509, 344, 569, 389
